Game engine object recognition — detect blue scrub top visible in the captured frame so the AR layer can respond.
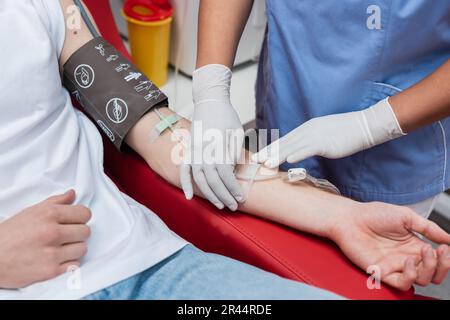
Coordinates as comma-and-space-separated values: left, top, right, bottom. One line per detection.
256, 0, 450, 205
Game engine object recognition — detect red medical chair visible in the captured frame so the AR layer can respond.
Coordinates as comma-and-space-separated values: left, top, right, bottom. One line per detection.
82, 0, 429, 300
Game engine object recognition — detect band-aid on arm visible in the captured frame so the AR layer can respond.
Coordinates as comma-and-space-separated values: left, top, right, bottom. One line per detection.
235, 163, 340, 201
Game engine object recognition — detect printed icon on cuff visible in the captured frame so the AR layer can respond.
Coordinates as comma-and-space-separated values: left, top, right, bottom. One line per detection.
134, 80, 153, 92
106, 54, 119, 62
71, 90, 82, 103
115, 63, 131, 72
106, 98, 129, 124
74, 64, 95, 89
94, 43, 106, 56
124, 72, 142, 82
144, 90, 161, 101
97, 120, 115, 142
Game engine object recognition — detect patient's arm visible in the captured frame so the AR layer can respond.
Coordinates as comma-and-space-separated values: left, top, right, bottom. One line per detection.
126, 108, 450, 291
57, 0, 450, 291
127, 109, 345, 238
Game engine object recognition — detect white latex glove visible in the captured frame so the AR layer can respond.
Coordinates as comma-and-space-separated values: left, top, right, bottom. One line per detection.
180, 64, 245, 211
253, 98, 406, 168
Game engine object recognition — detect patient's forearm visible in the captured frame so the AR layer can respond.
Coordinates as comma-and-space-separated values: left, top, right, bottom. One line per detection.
126, 108, 450, 291
126, 108, 356, 240
237, 172, 355, 239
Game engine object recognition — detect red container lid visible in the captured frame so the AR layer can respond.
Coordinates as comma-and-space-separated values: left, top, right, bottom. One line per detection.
124, 0, 173, 22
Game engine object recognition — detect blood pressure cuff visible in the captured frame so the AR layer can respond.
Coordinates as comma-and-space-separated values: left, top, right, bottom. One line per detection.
63, 37, 168, 150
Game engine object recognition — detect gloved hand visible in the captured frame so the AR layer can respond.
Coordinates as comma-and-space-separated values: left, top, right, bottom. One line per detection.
179, 64, 245, 211
252, 98, 406, 168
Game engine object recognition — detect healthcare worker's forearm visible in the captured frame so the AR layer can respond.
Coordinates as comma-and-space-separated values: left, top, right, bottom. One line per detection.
196, 0, 254, 68
126, 108, 353, 240
390, 59, 450, 133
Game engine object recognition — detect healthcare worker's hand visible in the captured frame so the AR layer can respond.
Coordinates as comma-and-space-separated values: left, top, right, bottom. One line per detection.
334, 202, 450, 291
0, 190, 91, 289
253, 98, 406, 168
180, 64, 245, 211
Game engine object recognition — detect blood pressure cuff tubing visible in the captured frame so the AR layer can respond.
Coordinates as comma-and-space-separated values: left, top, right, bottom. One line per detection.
63, 37, 168, 150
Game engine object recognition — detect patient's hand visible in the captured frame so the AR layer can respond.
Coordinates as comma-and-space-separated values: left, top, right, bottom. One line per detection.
333, 202, 450, 291
0, 190, 91, 289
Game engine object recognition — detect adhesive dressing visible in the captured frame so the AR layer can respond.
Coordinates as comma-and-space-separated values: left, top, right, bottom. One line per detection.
149, 108, 183, 143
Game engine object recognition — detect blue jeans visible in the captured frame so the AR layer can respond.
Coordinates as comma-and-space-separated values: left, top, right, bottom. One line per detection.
84, 245, 341, 300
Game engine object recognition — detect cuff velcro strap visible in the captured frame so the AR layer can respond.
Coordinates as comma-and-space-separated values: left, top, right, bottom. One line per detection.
63, 37, 168, 150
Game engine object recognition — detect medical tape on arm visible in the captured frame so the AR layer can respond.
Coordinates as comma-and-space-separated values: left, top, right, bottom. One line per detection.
149, 108, 183, 143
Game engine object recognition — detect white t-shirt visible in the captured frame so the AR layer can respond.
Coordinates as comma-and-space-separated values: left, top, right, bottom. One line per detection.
0, 0, 187, 299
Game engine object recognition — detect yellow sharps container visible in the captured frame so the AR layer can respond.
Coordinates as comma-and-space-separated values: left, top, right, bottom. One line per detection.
123, 0, 173, 87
